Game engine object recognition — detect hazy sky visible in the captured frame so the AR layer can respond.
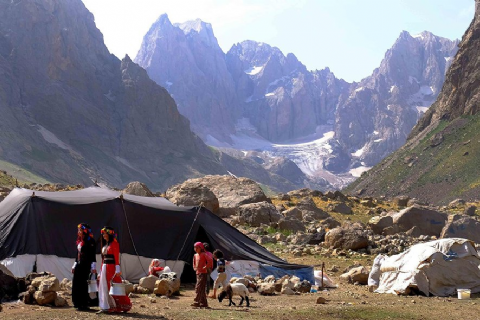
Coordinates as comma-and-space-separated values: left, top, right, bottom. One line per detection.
82, 0, 474, 82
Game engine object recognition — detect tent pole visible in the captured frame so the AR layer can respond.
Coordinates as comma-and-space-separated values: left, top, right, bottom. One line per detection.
321, 262, 324, 288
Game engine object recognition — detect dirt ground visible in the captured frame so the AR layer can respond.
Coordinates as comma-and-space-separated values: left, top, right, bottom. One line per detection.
2, 254, 480, 320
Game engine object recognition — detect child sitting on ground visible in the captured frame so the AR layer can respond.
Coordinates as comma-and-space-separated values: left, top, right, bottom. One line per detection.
148, 259, 164, 277
209, 249, 229, 299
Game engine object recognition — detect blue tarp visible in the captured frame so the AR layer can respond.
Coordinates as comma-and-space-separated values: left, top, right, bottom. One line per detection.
260, 264, 315, 284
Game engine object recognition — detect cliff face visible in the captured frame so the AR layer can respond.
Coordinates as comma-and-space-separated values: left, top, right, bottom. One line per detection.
0, 0, 225, 189
336, 31, 458, 167
134, 15, 240, 143
345, 2, 480, 204
226, 41, 350, 143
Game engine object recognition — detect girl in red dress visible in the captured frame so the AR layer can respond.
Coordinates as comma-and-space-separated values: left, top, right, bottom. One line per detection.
97, 226, 131, 313
148, 259, 164, 277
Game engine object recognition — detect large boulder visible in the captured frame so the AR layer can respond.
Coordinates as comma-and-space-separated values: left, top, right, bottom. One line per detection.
391, 205, 447, 237
440, 215, 480, 243
164, 180, 219, 215
54, 295, 68, 307
258, 283, 276, 295
123, 181, 155, 197
0, 270, 18, 301
293, 280, 312, 293
166, 175, 268, 217
393, 196, 410, 207
153, 272, 180, 297
30, 273, 60, 294
237, 201, 282, 227
325, 224, 368, 250
368, 215, 393, 234
34, 291, 57, 306
464, 205, 477, 216
332, 203, 352, 214
340, 266, 369, 285
319, 217, 341, 229
0, 265, 14, 278
296, 197, 330, 222
139, 275, 158, 293
278, 217, 305, 232
59, 278, 72, 292
283, 207, 302, 220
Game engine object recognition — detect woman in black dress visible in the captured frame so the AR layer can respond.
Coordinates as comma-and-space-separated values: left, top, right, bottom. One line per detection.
72, 223, 97, 311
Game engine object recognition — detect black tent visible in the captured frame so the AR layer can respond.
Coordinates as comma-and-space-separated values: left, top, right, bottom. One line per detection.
0, 187, 313, 282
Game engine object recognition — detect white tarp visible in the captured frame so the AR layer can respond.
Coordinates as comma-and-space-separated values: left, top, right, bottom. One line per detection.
1, 254, 185, 283
211, 260, 259, 282
314, 270, 336, 288
376, 238, 480, 296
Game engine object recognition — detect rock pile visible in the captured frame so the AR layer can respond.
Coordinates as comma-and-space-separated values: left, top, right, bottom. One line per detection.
136, 272, 180, 297
20, 272, 68, 307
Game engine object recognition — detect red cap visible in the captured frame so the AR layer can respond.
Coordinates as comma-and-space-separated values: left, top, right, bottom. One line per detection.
194, 242, 205, 250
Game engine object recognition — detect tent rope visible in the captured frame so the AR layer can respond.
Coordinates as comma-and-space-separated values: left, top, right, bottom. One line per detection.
119, 193, 148, 276
172, 203, 203, 272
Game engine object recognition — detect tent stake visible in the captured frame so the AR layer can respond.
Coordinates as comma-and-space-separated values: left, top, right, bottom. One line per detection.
321, 262, 324, 288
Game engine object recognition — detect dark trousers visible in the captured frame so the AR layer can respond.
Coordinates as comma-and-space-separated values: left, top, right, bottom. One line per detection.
72, 263, 91, 308
206, 273, 211, 294
194, 273, 208, 307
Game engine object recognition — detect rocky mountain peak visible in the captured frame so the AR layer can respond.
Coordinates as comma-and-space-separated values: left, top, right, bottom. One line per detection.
345, 3, 480, 204
175, 19, 217, 47
154, 13, 172, 27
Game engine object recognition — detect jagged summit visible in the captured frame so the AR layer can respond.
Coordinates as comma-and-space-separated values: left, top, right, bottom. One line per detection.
155, 13, 172, 26
175, 18, 212, 34
174, 18, 217, 47
345, 2, 480, 204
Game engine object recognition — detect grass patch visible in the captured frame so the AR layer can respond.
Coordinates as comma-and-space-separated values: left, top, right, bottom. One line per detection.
0, 159, 50, 186
265, 226, 292, 237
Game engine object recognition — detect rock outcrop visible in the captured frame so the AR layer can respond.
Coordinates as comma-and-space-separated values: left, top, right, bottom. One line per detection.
166, 175, 268, 216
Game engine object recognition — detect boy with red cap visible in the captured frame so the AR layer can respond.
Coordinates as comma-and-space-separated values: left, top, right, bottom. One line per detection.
191, 242, 209, 308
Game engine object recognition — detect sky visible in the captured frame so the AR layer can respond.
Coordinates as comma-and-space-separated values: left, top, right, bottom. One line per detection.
82, 0, 474, 83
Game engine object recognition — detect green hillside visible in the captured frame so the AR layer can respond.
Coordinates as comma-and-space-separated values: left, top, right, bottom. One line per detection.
0, 160, 50, 188
345, 114, 480, 204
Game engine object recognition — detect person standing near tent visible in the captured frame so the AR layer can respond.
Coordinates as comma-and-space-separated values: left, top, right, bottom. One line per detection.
203, 242, 214, 295
72, 223, 97, 311
192, 242, 209, 308
209, 249, 229, 299
97, 226, 131, 314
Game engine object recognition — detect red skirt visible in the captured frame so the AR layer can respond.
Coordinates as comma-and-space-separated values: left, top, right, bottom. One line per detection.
101, 264, 132, 313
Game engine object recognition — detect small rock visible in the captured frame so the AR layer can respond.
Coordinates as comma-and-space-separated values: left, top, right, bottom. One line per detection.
150, 298, 156, 303
316, 297, 326, 304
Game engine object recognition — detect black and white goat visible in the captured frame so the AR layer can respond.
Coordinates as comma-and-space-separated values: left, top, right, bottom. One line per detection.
218, 283, 250, 307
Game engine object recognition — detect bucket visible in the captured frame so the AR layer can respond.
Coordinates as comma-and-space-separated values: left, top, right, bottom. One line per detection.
457, 289, 471, 299
109, 278, 127, 296
87, 273, 98, 293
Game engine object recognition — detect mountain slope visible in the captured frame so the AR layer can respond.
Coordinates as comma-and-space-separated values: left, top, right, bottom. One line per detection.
345, 7, 480, 204
0, 0, 226, 190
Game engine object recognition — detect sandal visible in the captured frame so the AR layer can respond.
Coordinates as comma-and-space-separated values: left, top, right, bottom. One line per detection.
190, 303, 201, 308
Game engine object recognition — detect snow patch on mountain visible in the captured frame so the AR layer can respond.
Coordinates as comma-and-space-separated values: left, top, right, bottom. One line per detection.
349, 166, 371, 177
245, 66, 263, 75
351, 144, 366, 157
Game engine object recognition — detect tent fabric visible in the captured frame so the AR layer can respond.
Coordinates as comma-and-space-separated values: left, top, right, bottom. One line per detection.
259, 265, 315, 284
3, 253, 185, 283
376, 238, 480, 296
0, 187, 310, 282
